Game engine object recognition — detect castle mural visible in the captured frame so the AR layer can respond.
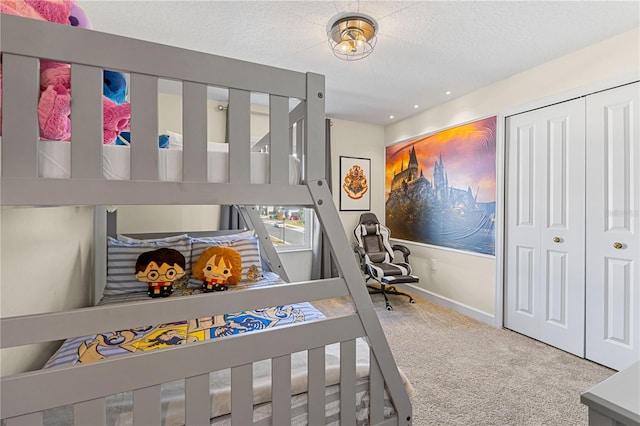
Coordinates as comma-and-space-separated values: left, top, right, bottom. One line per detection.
385, 116, 496, 256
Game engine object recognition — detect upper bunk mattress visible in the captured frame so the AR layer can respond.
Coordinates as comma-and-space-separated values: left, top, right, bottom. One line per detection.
35, 140, 301, 183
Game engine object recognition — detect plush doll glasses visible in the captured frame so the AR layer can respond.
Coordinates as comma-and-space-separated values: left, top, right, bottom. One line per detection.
135, 248, 186, 298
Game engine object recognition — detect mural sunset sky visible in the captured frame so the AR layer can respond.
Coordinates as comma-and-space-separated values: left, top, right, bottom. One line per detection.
385, 116, 497, 203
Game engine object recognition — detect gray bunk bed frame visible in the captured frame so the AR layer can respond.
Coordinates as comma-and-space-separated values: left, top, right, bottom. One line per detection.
0, 15, 412, 425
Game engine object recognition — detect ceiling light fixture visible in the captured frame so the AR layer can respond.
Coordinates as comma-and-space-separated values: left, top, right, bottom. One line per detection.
327, 12, 378, 61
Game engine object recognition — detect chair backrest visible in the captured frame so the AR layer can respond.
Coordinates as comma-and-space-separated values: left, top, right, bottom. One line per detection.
354, 213, 395, 264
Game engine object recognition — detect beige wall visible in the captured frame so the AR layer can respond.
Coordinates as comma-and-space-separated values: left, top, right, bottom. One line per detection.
157, 92, 269, 143
384, 27, 640, 318
330, 119, 386, 243
0, 206, 94, 375
116, 205, 220, 234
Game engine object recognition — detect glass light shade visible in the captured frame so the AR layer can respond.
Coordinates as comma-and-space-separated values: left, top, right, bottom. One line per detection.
327, 12, 378, 61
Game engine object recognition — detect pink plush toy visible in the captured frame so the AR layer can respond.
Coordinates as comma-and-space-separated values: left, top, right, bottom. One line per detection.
103, 98, 131, 145
0, 0, 131, 143
37, 56, 131, 143
0, 0, 50, 21
0, 0, 76, 117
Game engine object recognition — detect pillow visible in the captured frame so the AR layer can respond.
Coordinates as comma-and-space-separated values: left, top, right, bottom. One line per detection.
190, 235, 262, 284
165, 131, 234, 152
207, 142, 229, 153
165, 130, 183, 150
105, 236, 192, 296
195, 229, 255, 242
116, 233, 189, 244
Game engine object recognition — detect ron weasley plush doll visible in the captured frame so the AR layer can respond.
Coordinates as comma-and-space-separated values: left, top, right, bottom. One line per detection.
192, 246, 242, 292
135, 248, 186, 298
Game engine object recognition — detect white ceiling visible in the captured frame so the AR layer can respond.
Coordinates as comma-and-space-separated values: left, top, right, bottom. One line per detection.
78, 1, 639, 126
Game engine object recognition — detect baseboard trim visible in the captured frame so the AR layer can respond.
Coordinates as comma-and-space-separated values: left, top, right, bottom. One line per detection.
398, 283, 496, 327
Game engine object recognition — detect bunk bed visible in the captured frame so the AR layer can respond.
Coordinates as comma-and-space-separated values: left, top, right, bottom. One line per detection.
0, 14, 413, 426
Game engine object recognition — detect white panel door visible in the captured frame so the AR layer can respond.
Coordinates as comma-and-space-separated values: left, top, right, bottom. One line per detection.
505, 98, 586, 357
585, 82, 640, 371
506, 115, 541, 339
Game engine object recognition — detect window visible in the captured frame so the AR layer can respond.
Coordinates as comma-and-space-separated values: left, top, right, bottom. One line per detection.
257, 205, 313, 251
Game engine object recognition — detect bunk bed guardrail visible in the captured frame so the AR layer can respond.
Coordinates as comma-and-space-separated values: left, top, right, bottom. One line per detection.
0, 14, 323, 206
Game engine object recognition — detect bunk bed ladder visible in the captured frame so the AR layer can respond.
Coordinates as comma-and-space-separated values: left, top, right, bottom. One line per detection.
305, 72, 412, 425
237, 71, 412, 425
309, 179, 413, 425
238, 201, 412, 426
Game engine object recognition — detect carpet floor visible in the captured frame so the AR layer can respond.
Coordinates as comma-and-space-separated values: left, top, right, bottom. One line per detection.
313, 291, 614, 426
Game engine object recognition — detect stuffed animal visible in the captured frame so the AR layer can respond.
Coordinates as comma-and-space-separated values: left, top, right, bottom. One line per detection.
246, 264, 261, 281
1, 0, 79, 137
68, 1, 91, 28
103, 70, 127, 105
98, 69, 169, 147
102, 98, 131, 144
0, 0, 62, 22
135, 248, 186, 298
99, 68, 132, 144
115, 132, 171, 148
0, 0, 131, 144
38, 84, 71, 141
192, 246, 242, 292
103, 70, 170, 148
36, 69, 130, 143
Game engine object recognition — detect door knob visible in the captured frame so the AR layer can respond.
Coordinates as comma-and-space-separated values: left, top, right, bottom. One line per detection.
553, 237, 561, 243
613, 242, 623, 249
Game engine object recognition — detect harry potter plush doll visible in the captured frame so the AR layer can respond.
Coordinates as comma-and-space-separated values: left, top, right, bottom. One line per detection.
192, 246, 242, 292
135, 248, 186, 298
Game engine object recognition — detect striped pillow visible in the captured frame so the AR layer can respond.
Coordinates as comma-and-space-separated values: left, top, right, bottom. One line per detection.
116, 234, 189, 244
199, 229, 255, 242
190, 236, 263, 285
104, 236, 192, 296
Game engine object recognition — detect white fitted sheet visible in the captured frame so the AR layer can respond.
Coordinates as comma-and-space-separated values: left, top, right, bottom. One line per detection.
36, 140, 301, 183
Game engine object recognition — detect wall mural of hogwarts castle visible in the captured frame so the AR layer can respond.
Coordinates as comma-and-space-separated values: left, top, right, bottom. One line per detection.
385, 132, 496, 256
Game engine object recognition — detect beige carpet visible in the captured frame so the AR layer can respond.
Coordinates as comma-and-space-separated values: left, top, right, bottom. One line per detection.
313, 292, 614, 426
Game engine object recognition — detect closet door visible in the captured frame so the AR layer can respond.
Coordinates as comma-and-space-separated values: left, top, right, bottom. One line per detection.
505, 98, 586, 357
585, 82, 640, 371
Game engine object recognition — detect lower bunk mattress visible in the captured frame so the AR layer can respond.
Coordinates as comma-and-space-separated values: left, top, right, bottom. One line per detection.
40, 273, 412, 425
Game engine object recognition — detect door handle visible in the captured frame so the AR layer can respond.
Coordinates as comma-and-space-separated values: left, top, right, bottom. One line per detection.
613, 242, 623, 249
553, 237, 561, 243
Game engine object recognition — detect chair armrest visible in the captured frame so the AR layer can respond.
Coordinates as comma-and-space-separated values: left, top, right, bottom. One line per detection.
392, 244, 411, 262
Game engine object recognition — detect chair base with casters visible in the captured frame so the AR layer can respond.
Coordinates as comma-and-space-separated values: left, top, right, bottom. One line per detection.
353, 213, 419, 310
365, 274, 417, 311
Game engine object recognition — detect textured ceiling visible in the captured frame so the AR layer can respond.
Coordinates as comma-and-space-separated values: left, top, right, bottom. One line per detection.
78, 1, 639, 125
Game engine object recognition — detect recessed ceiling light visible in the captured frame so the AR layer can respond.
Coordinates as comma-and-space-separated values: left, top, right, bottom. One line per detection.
414, 104, 419, 108
389, 115, 394, 119
446, 91, 452, 95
